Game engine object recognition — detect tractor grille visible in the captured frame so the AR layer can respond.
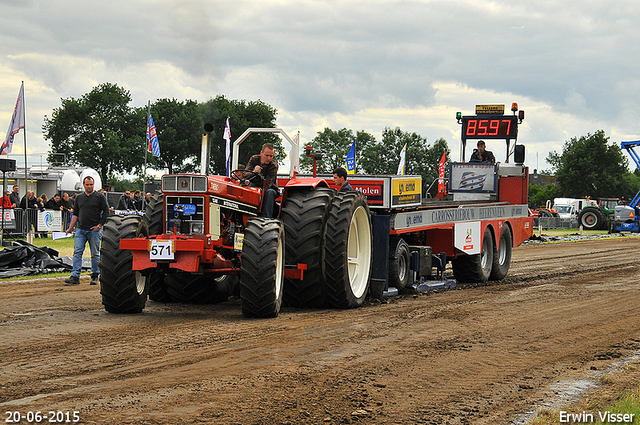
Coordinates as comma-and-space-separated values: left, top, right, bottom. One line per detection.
165, 195, 205, 235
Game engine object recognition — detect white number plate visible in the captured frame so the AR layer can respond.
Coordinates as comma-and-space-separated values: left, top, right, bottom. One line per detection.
149, 240, 174, 260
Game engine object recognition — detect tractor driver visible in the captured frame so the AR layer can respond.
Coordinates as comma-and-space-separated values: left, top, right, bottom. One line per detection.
246, 143, 279, 217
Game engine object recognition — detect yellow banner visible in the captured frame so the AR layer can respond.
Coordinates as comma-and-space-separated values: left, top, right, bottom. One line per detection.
475, 104, 505, 115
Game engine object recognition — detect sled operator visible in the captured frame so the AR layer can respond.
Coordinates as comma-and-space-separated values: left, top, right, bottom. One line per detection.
469, 140, 496, 163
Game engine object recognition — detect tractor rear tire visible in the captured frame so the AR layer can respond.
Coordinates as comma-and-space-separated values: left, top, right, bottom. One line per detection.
99, 215, 149, 313
578, 207, 604, 230
324, 192, 373, 309
144, 190, 164, 236
240, 217, 285, 318
490, 225, 512, 281
166, 273, 233, 304
537, 209, 553, 218
389, 238, 411, 289
280, 188, 335, 308
452, 226, 494, 283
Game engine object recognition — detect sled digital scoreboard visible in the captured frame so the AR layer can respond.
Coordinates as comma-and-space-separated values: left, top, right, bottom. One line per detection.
457, 104, 523, 140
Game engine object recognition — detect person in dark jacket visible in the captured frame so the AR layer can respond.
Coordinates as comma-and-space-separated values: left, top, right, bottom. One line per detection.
20, 190, 38, 210
45, 193, 63, 210
116, 190, 133, 210
60, 192, 74, 214
469, 140, 496, 163
9, 185, 20, 208
131, 190, 143, 211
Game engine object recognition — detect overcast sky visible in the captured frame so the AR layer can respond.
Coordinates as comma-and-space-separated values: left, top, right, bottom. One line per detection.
1, 0, 640, 174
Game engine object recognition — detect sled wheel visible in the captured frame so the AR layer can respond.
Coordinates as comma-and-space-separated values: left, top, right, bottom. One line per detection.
490, 225, 512, 281
452, 226, 494, 283
389, 238, 411, 289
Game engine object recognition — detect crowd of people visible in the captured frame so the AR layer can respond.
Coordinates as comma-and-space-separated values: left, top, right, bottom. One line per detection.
1, 184, 152, 213
115, 190, 152, 212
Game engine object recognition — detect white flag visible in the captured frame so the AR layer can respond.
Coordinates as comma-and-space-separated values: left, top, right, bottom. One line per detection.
396, 144, 407, 175
292, 131, 300, 173
1, 82, 25, 155
223, 117, 231, 177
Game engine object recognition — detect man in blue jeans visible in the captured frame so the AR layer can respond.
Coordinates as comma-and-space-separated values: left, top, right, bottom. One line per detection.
64, 176, 110, 285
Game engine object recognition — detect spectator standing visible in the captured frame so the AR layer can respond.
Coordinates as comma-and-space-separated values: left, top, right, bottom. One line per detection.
116, 190, 132, 210
45, 194, 63, 210
60, 192, 74, 214
132, 190, 143, 211
3, 191, 13, 209
9, 185, 20, 208
142, 192, 151, 211
64, 176, 110, 286
20, 190, 37, 210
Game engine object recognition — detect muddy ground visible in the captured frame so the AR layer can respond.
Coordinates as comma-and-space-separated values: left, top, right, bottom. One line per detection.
2, 235, 640, 424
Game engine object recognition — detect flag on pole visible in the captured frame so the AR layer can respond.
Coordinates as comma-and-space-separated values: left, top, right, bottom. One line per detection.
345, 139, 356, 175
438, 151, 446, 194
397, 144, 407, 175
147, 113, 160, 157
1, 82, 25, 155
223, 117, 231, 177
292, 131, 300, 173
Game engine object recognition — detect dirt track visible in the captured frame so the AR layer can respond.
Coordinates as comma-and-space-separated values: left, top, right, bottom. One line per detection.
2, 235, 640, 424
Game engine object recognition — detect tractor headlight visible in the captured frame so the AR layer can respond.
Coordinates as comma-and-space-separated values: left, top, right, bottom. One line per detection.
190, 221, 205, 235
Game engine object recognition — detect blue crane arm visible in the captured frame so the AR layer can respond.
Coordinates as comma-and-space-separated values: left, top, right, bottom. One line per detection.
621, 141, 640, 208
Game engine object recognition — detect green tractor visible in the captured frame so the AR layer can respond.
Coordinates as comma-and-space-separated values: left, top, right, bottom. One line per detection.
577, 198, 621, 231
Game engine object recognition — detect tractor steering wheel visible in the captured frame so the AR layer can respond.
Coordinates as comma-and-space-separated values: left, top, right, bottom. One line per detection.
230, 169, 263, 186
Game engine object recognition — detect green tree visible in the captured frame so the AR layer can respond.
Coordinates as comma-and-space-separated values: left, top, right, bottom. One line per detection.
547, 130, 629, 198
199, 95, 280, 175
360, 127, 449, 195
43, 83, 142, 184
144, 98, 202, 174
528, 183, 558, 209
299, 128, 376, 174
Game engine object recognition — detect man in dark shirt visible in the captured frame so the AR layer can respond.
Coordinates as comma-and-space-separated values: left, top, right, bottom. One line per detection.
333, 167, 354, 193
64, 176, 110, 285
469, 140, 496, 163
9, 184, 20, 208
246, 143, 279, 217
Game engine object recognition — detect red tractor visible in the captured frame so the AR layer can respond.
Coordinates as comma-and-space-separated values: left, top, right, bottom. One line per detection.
98, 128, 373, 318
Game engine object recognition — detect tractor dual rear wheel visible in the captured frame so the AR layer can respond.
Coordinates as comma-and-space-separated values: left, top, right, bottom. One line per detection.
99, 215, 149, 314
280, 188, 336, 308
240, 217, 285, 318
324, 191, 373, 309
